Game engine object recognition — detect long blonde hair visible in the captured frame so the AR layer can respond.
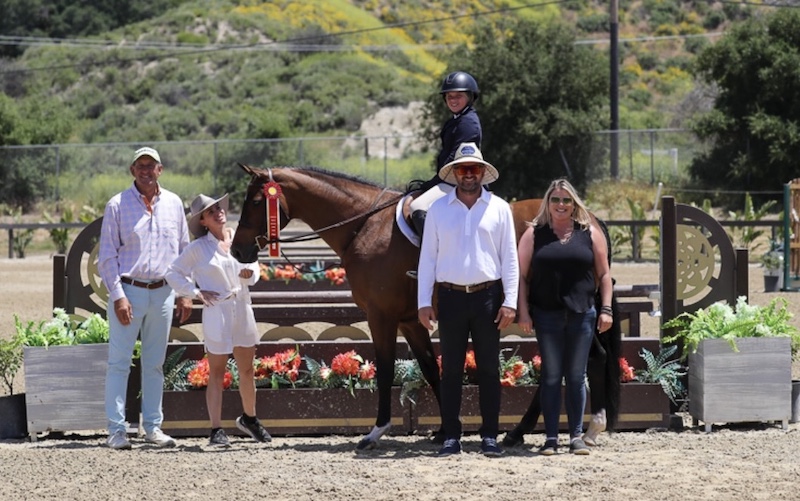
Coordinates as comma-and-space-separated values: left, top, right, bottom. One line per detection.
531, 178, 592, 229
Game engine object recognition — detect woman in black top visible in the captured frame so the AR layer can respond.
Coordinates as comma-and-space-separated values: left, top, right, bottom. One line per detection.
516, 179, 613, 456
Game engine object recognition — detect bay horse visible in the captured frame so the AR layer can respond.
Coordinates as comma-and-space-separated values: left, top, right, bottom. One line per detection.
231, 164, 620, 449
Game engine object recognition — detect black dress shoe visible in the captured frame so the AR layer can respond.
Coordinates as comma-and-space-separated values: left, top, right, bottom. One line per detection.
437, 438, 462, 456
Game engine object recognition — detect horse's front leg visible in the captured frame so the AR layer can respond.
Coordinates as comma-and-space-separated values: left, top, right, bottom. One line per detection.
400, 321, 445, 443
356, 317, 398, 451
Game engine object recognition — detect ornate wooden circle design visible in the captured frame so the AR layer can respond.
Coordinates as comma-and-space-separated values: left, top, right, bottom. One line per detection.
675, 224, 715, 301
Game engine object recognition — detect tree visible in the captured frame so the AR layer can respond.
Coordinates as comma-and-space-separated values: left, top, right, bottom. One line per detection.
689, 10, 800, 206
423, 19, 609, 199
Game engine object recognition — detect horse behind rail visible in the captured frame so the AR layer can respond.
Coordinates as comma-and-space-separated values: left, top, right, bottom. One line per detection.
231, 164, 620, 449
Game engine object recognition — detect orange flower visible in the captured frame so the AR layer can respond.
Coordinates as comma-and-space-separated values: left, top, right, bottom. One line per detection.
619, 357, 635, 382
359, 361, 376, 381
510, 360, 526, 379
187, 358, 210, 388
331, 350, 361, 377
501, 374, 517, 387
464, 350, 477, 371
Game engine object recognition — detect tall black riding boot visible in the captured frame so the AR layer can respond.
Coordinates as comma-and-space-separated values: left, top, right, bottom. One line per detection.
411, 209, 426, 238
407, 210, 427, 279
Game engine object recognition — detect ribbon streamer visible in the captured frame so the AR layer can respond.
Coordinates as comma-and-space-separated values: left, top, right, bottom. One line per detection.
263, 181, 282, 257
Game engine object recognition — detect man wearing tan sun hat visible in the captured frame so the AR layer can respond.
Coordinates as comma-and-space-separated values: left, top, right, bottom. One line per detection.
416, 142, 518, 458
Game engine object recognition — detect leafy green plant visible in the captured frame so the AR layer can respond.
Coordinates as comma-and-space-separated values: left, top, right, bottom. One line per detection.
760, 240, 784, 271
626, 198, 647, 261
635, 344, 686, 405
14, 308, 109, 347
43, 206, 75, 254
725, 192, 776, 254
8, 206, 34, 259
0, 336, 24, 395
662, 297, 800, 360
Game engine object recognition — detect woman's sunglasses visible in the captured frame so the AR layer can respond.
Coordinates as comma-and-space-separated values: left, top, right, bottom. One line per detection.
453, 164, 485, 176
549, 196, 573, 205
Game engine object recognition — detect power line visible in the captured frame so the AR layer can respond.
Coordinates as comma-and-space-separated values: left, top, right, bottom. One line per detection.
0, 0, 569, 75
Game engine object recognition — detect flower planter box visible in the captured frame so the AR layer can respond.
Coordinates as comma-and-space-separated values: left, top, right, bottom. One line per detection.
24, 344, 109, 438
689, 337, 791, 432
409, 383, 671, 433
161, 387, 408, 437
0, 393, 27, 439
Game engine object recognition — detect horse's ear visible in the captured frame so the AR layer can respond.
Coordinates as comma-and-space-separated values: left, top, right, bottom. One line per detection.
238, 162, 252, 174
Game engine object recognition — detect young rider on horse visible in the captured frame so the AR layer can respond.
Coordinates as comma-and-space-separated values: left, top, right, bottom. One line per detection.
409, 71, 483, 237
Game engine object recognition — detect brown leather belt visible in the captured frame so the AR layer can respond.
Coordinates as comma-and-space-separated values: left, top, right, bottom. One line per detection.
121, 276, 167, 289
438, 280, 500, 294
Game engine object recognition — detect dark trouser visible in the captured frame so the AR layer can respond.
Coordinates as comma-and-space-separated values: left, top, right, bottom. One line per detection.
437, 282, 503, 439
533, 306, 596, 439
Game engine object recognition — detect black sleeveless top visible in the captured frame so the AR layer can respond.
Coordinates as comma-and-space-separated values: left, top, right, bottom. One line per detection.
528, 222, 596, 313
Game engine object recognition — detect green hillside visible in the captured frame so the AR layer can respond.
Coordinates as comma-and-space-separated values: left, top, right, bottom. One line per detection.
0, 0, 763, 146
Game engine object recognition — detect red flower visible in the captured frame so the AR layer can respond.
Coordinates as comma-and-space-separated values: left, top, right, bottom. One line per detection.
531, 355, 542, 373
331, 350, 361, 377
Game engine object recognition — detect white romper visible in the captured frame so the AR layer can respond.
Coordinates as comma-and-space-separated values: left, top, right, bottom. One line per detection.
165, 230, 260, 354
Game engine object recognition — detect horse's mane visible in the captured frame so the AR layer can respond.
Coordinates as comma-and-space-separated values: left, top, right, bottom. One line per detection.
278, 166, 395, 192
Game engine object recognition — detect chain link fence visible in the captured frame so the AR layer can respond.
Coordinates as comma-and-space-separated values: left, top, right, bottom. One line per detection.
0, 129, 703, 211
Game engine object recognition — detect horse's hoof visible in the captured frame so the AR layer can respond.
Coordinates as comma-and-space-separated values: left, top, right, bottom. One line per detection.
502, 429, 525, 447
582, 409, 607, 446
356, 437, 377, 451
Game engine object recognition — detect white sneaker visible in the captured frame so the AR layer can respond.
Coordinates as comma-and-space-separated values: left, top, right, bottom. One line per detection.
107, 430, 132, 450
144, 428, 176, 448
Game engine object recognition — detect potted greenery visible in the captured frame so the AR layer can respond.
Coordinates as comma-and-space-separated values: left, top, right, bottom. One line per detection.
662, 297, 798, 431
0, 335, 27, 439
15, 308, 111, 438
760, 243, 784, 292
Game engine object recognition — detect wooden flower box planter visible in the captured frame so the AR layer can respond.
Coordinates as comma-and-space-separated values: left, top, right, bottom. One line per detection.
161, 387, 407, 437
689, 337, 792, 432
409, 383, 671, 434
24, 344, 109, 437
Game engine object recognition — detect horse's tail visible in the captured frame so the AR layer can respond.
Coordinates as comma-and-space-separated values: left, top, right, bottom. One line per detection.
591, 217, 621, 430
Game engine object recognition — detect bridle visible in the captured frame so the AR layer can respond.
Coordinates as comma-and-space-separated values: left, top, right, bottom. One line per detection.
249, 168, 404, 257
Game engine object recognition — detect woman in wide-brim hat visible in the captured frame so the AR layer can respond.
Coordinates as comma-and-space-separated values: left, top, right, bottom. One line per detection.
165, 193, 272, 447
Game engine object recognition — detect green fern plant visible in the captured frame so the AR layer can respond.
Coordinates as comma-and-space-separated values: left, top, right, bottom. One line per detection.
162, 346, 195, 391
635, 344, 686, 405
393, 358, 428, 405
662, 297, 800, 360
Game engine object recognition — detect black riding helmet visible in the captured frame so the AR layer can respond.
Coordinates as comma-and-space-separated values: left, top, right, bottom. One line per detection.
440, 71, 479, 104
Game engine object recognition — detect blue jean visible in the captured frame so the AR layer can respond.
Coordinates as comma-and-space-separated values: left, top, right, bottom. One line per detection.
532, 306, 596, 439
105, 284, 174, 434
437, 282, 502, 439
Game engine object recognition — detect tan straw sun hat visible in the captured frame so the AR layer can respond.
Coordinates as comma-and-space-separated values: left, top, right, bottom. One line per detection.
438, 142, 499, 184
188, 193, 229, 238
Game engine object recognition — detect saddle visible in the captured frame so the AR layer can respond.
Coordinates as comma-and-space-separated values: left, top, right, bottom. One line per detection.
396, 190, 423, 247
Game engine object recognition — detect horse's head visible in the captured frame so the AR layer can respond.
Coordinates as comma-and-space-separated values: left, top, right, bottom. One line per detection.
231, 163, 289, 263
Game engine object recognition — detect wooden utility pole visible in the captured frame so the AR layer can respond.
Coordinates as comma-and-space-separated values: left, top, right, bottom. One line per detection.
610, 0, 620, 179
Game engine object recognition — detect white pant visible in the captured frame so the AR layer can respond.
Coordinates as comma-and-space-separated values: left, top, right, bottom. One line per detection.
410, 183, 454, 212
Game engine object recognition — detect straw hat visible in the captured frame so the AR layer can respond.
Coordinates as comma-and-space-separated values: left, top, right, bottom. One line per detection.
438, 142, 499, 184
188, 193, 229, 238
